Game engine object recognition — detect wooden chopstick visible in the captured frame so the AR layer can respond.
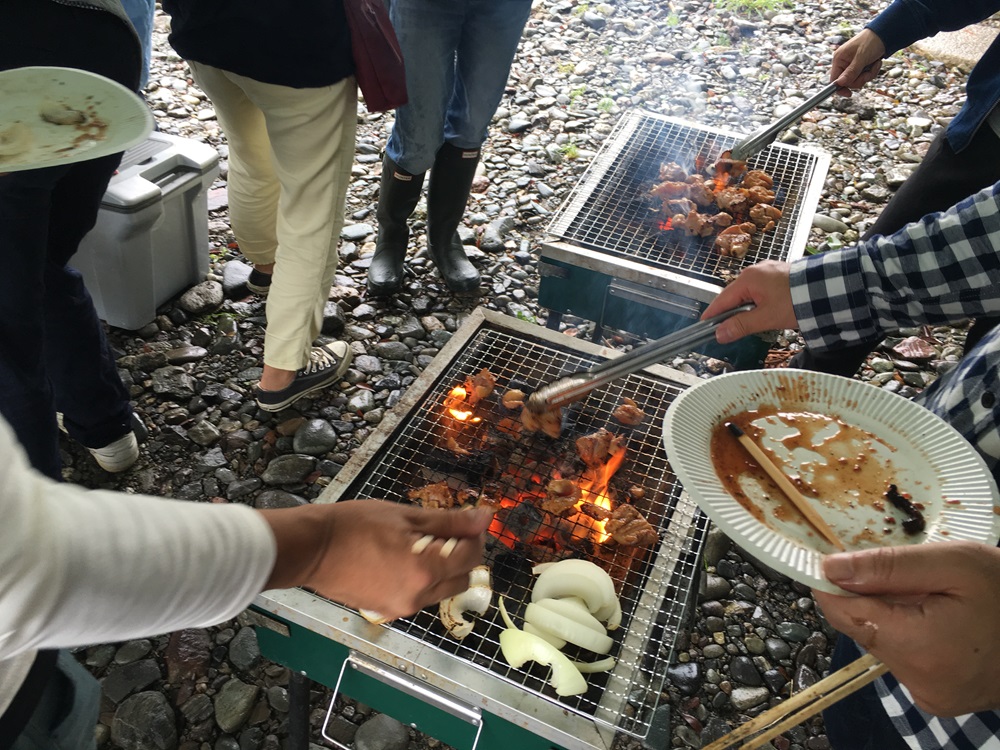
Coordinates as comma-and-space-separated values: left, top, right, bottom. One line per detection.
702, 653, 888, 750
726, 422, 845, 551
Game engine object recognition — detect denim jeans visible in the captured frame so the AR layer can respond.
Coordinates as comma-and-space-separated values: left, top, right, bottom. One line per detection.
11, 652, 100, 750
120, 0, 156, 88
385, 0, 533, 174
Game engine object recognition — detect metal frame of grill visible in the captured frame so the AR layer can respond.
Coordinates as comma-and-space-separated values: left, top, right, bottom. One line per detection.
253, 308, 708, 750
539, 110, 830, 337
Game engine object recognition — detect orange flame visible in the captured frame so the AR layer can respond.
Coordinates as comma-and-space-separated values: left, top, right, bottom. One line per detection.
444, 385, 481, 423
658, 217, 674, 231
576, 444, 627, 543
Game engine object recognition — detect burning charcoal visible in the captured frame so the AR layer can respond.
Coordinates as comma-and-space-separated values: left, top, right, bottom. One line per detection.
495, 501, 545, 544
485, 546, 533, 596
424, 447, 498, 484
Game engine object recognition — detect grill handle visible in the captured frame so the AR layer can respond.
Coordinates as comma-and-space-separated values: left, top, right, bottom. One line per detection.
322, 651, 484, 750
526, 302, 755, 412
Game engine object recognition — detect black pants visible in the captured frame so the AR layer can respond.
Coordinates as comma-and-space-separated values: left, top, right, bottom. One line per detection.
792, 123, 1000, 377
0, 0, 141, 478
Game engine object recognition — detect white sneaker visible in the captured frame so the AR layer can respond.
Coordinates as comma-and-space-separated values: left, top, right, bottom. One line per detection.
88, 431, 140, 473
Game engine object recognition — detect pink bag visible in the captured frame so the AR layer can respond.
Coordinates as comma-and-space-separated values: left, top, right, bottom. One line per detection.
343, 0, 408, 113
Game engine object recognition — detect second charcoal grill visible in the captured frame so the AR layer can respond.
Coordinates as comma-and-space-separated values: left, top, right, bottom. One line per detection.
539, 110, 830, 368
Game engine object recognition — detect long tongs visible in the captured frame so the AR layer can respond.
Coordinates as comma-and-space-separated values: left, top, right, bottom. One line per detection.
526, 303, 755, 413
729, 82, 838, 161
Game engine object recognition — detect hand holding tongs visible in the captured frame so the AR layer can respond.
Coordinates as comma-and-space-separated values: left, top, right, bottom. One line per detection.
526, 303, 755, 413
729, 65, 875, 161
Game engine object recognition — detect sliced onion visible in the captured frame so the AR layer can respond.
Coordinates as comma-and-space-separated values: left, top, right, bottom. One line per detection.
498, 596, 518, 630
572, 656, 617, 673
499, 629, 588, 696
531, 559, 617, 619
524, 622, 566, 649
533, 597, 605, 633
524, 602, 613, 654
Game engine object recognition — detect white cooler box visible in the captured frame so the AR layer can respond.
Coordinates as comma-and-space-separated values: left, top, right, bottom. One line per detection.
75, 132, 221, 330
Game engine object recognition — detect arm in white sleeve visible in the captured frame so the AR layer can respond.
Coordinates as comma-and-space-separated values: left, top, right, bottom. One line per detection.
0, 416, 277, 658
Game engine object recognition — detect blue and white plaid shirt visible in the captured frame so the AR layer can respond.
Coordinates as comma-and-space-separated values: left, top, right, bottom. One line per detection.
790, 180, 1000, 748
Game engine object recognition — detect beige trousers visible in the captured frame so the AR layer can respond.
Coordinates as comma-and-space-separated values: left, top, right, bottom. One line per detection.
188, 62, 357, 371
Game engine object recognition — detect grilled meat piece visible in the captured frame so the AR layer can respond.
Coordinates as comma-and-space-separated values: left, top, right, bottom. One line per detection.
612, 397, 646, 426
578, 502, 612, 521
576, 427, 625, 469
465, 368, 496, 405
746, 185, 776, 206
650, 180, 690, 200
501, 389, 526, 409
408, 481, 457, 510
716, 187, 750, 216
749, 203, 782, 232
709, 212, 733, 230
686, 177, 716, 208
521, 402, 562, 438
742, 170, 774, 189
662, 197, 696, 216
714, 222, 757, 259
542, 478, 583, 515
658, 161, 688, 181
673, 209, 715, 238
605, 505, 658, 547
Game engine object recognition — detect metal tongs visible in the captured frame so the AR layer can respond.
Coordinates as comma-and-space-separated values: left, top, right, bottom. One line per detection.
731, 65, 878, 162
526, 303, 755, 413
729, 82, 838, 161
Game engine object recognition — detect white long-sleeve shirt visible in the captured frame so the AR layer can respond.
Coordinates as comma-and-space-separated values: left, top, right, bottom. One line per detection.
0, 416, 277, 717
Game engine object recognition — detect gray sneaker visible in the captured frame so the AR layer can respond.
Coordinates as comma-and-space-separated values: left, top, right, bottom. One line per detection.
254, 341, 353, 412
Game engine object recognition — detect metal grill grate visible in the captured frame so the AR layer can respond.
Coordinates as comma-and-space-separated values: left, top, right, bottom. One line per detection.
325, 324, 705, 740
548, 110, 824, 285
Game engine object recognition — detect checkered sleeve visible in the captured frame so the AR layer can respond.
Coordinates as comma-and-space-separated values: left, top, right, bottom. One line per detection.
789, 181, 1000, 353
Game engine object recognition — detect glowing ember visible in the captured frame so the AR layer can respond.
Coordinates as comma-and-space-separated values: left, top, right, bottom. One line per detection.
658, 217, 673, 231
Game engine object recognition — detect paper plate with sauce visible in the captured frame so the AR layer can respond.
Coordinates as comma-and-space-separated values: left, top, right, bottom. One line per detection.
0, 66, 153, 172
663, 369, 1000, 593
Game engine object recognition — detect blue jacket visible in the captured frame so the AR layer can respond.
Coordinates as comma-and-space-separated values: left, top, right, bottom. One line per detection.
867, 0, 1000, 152
161, 0, 354, 89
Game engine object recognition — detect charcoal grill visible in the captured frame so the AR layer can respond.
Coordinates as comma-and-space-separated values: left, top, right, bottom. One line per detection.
539, 110, 830, 368
251, 308, 709, 750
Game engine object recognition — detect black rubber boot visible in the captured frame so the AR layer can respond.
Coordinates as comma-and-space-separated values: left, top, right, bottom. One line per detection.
368, 156, 425, 296
426, 143, 482, 294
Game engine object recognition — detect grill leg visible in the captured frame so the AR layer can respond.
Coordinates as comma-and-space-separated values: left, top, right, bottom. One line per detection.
544, 310, 562, 331
287, 670, 310, 750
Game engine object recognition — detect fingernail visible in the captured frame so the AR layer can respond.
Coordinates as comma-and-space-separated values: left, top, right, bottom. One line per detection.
822, 553, 856, 583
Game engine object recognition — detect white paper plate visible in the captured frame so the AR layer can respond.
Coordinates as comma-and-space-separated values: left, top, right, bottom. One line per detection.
0, 66, 153, 172
663, 369, 1000, 593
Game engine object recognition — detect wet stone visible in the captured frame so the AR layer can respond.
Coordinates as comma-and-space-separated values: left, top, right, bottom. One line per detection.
228, 627, 261, 673
102, 659, 162, 704
261, 454, 316, 485
111, 691, 178, 750
667, 662, 702, 695
354, 714, 409, 750
730, 656, 764, 687
292, 419, 338, 455
214, 678, 259, 734
776, 622, 812, 642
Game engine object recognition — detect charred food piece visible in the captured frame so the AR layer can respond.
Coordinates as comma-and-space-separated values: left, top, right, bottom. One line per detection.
521, 401, 563, 438
465, 368, 496, 405
713, 222, 757, 260
885, 484, 926, 535
408, 481, 457, 510
742, 170, 774, 189
749, 203, 782, 232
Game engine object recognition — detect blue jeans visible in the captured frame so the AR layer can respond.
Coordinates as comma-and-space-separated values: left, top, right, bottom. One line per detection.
385, 0, 532, 174
121, 0, 156, 89
11, 652, 100, 750
0, 0, 139, 479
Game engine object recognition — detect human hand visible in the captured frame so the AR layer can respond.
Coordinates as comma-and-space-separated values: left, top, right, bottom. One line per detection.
261, 500, 492, 620
700, 261, 797, 344
831, 28, 886, 95
813, 541, 1000, 717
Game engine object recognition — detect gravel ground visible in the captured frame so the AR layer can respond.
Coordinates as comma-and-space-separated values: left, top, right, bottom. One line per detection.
68, 1, 978, 749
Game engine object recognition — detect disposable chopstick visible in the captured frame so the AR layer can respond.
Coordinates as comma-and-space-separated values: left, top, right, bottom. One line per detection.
701, 653, 889, 750
726, 422, 845, 551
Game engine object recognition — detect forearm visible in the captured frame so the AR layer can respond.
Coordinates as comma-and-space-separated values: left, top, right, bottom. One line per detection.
791, 182, 1000, 351
867, 0, 1000, 55
0, 439, 276, 657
